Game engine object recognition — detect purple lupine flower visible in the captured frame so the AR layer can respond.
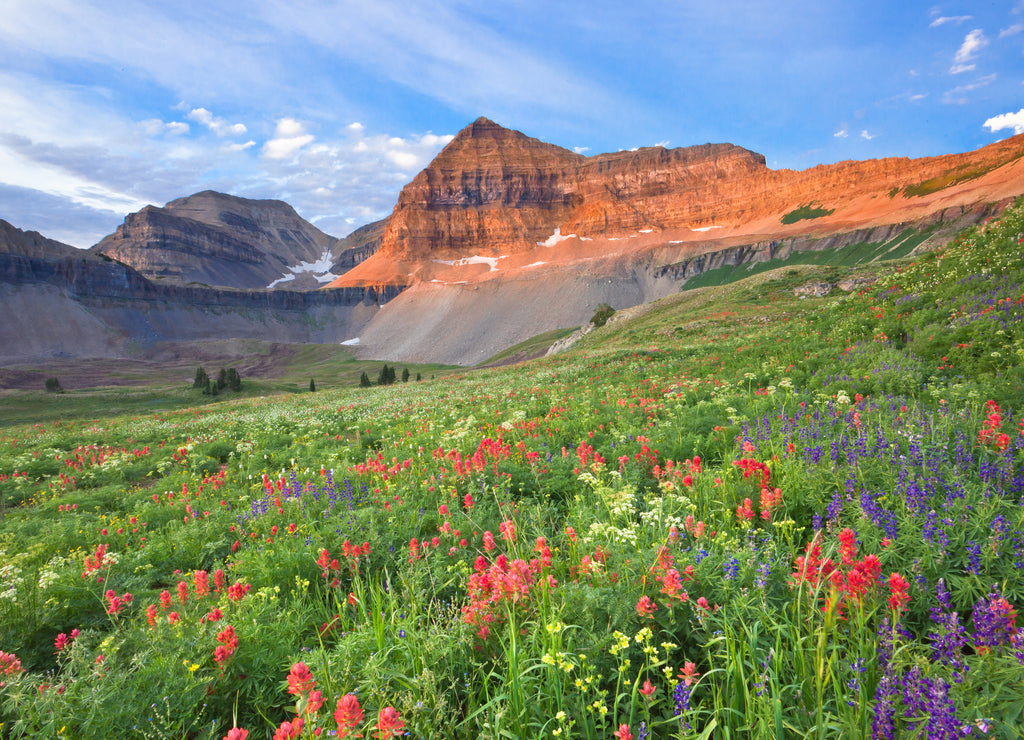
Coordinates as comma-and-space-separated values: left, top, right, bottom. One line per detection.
674, 681, 693, 730
927, 579, 968, 678
871, 670, 899, 740
972, 587, 1019, 656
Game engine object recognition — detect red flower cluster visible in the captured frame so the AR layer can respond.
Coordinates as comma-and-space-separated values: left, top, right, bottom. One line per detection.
82, 543, 112, 580
334, 693, 364, 738
214, 625, 238, 667
462, 553, 552, 638
374, 706, 405, 738
104, 589, 132, 615
978, 400, 1011, 450
887, 572, 911, 613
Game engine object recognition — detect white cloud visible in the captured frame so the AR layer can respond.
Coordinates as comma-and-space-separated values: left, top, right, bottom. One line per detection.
860, 130, 875, 140
139, 119, 190, 136
833, 128, 848, 138
574, 146, 590, 154
942, 73, 997, 104
951, 29, 988, 74
262, 135, 315, 160
252, 0, 618, 123
262, 118, 315, 160
347, 122, 365, 132
223, 141, 256, 152
274, 117, 307, 138
984, 108, 1024, 135
930, 15, 972, 27
1000, 23, 1024, 38
187, 107, 247, 136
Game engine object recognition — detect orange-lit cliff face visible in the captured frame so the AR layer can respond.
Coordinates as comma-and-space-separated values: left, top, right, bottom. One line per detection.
328, 117, 1024, 288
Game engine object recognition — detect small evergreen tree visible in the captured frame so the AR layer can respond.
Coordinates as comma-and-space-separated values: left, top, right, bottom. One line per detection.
416, 373, 422, 381
44, 377, 63, 393
193, 367, 209, 389
359, 372, 372, 388
377, 364, 397, 386
591, 303, 615, 328
216, 368, 228, 391
309, 378, 316, 392
402, 367, 410, 383
226, 368, 241, 392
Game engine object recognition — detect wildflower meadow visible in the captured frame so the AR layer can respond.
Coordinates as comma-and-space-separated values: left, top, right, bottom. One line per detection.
2, 199, 1024, 738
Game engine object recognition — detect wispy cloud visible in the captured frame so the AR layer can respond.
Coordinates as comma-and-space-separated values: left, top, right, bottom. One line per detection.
187, 108, 248, 137
999, 23, 1024, 38
833, 128, 849, 138
930, 15, 972, 28
942, 73, 997, 104
951, 29, 988, 74
860, 130, 875, 140
251, 0, 618, 122
984, 108, 1024, 135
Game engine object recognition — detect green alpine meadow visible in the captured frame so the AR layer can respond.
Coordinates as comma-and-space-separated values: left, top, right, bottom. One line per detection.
2, 199, 1024, 740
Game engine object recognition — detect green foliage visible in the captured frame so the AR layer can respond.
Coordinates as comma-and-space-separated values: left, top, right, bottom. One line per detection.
2, 199, 1024, 738
44, 378, 63, 394
899, 161, 1003, 198
309, 378, 316, 392
193, 367, 209, 389
377, 364, 397, 386
591, 302, 615, 328
781, 202, 835, 224
359, 371, 372, 388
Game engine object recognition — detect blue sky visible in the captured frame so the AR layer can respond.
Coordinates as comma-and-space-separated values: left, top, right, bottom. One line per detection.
1, 0, 1023, 247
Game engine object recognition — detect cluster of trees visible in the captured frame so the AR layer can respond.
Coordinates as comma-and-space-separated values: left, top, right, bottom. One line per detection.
359, 364, 420, 388
193, 367, 241, 396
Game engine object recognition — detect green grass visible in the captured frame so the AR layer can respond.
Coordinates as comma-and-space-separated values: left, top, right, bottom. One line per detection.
479, 326, 579, 366
898, 160, 1009, 197
1, 200, 1023, 739
780, 203, 835, 224
679, 226, 933, 292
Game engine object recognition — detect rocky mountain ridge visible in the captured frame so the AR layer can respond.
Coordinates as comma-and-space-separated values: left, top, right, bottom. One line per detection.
92, 191, 382, 291
331, 118, 1024, 288
0, 219, 400, 363
4, 117, 1024, 368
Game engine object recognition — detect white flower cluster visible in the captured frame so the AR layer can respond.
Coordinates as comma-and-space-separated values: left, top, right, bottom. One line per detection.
37, 555, 67, 591
0, 564, 24, 601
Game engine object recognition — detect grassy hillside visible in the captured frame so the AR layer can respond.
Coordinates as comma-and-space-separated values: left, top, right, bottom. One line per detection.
0, 199, 1023, 739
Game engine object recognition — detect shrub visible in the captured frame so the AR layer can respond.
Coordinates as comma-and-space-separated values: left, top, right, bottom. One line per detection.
591, 303, 615, 328
44, 377, 63, 393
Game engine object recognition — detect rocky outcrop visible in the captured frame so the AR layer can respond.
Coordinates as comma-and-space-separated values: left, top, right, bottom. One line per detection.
0, 220, 403, 362
92, 191, 344, 290
331, 219, 386, 273
374, 118, 585, 259
330, 118, 1024, 288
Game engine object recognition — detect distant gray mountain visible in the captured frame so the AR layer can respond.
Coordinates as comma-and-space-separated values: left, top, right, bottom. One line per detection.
91, 190, 381, 291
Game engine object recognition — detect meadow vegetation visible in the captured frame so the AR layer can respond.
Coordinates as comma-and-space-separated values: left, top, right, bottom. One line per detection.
1, 199, 1024, 738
